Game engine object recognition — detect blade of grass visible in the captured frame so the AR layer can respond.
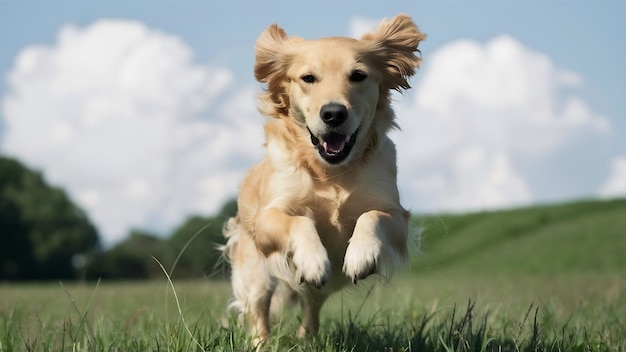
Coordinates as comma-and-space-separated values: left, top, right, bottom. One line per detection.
152, 255, 205, 352
59, 278, 100, 346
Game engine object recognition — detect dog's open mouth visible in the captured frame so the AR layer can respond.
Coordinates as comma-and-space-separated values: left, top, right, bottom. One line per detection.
308, 128, 359, 164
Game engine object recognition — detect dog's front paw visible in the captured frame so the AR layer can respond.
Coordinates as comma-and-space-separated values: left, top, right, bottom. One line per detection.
342, 235, 382, 283
292, 241, 330, 289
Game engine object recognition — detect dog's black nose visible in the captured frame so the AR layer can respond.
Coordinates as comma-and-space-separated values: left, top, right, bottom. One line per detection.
320, 103, 348, 127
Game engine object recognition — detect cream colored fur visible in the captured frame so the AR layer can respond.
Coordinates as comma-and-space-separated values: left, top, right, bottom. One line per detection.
222, 14, 426, 344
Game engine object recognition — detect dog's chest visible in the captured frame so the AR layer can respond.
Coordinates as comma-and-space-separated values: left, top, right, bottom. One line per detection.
311, 183, 365, 244
314, 184, 347, 222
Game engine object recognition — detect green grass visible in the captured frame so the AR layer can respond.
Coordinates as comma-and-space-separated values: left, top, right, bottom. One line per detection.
1, 274, 624, 351
1, 198, 625, 351
412, 198, 626, 275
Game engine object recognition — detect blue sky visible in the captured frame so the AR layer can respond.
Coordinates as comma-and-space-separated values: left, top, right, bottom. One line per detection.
1, 1, 624, 244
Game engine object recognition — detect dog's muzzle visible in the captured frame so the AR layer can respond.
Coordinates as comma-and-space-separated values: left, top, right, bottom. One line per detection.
308, 127, 359, 165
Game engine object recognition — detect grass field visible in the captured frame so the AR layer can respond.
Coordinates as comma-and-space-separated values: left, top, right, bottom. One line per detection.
1, 198, 625, 351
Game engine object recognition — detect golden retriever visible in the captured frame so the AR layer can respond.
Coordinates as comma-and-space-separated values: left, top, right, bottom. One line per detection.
222, 13, 426, 344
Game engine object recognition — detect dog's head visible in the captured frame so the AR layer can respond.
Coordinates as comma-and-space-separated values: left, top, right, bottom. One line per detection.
255, 14, 426, 166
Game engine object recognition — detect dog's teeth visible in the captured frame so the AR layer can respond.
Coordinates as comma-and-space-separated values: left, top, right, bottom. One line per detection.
323, 140, 346, 154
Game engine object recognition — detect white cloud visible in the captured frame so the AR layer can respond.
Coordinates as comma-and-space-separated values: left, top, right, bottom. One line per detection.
1, 19, 263, 245
348, 16, 380, 38
599, 156, 626, 199
393, 35, 609, 213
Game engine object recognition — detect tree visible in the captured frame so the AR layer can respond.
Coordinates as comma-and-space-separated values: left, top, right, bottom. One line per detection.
85, 230, 165, 279
84, 199, 238, 280
0, 156, 100, 280
167, 200, 237, 279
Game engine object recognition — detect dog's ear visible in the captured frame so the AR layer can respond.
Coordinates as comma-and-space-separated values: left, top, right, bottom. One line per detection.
254, 24, 292, 118
362, 14, 426, 92
254, 24, 289, 83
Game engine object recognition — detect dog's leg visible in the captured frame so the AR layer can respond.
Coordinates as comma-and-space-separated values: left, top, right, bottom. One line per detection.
256, 208, 331, 287
296, 288, 328, 338
342, 209, 409, 282
226, 227, 275, 345
231, 269, 274, 345
246, 283, 274, 346
269, 281, 299, 319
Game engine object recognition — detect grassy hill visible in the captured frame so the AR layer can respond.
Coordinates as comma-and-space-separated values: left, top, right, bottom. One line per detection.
410, 198, 626, 276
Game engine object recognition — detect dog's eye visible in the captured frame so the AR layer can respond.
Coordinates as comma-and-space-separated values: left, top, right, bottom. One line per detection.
300, 74, 316, 84
349, 70, 368, 82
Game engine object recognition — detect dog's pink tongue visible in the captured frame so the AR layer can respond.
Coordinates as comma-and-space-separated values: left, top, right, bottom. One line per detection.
323, 140, 346, 154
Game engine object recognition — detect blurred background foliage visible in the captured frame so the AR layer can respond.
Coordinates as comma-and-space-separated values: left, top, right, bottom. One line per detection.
2, 155, 625, 281
1, 156, 235, 281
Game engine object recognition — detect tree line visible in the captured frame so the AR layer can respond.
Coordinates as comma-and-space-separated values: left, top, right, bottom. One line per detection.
0, 156, 235, 281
